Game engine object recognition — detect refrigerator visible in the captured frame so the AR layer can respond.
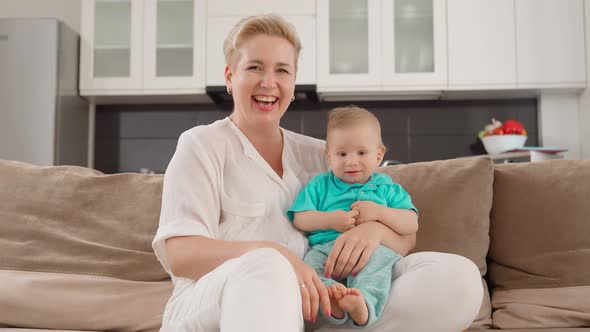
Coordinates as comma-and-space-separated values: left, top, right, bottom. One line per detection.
0, 18, 89, 167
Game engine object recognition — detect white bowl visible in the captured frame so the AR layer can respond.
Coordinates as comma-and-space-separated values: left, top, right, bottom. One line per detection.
481, 135, 527, 155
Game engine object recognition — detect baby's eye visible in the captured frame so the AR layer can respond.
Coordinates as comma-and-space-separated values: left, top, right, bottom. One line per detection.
338, 152, 347, 157
358, 151, 367, 156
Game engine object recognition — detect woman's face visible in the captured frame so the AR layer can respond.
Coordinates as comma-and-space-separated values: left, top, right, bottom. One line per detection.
225, 34, 297, 128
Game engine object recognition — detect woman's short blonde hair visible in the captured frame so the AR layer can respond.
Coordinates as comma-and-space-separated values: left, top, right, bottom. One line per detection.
223, 14, 302, 71
327, 106, 385, 147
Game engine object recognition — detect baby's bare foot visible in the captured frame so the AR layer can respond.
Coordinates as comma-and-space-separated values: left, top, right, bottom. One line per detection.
336, 288, 369, 326
326, 283, 347, 319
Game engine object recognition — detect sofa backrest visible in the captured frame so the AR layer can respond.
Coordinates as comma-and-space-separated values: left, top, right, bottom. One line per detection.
0, 160, 167, 281
379, 156, 495, 329
488, 160, 590, 329
0, 160, 171, 331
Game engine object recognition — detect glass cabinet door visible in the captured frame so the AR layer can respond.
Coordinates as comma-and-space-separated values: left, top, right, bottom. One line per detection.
329, 0, 369, 75
143, 0, 205, 91
382, 0, 447, 88
93, 0, 132, 78
155, 0, 193, 77
394, 0, 434, 73
317, 0, 381, 90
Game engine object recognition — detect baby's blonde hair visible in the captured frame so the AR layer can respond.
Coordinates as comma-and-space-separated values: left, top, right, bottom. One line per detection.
327, 106, 385, 148
223, 14, 302, 71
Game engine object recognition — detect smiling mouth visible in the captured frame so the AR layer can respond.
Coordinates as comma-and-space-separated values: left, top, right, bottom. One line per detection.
252, 96, 278, 107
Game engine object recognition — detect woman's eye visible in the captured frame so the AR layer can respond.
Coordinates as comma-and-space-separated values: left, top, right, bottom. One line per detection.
248, 65, 261, 71
277, 68, 290, 74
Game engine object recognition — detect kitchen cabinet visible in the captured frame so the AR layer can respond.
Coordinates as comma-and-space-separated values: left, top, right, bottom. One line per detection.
207, 16, 316, 86
143, 0, 206, 91
381, 0, 447, 90
447, 0, 516, 89
80, 0, 206, 96
80, 0, 143, 93
515, 0, 586, 88
317, 0, 447, 92
207, 0, 315, 17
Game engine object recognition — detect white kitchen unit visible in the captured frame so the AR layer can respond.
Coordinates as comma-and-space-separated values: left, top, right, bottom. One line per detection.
207, 0, 315, 17
515, 0, 586, 88
317, 0, 447, 92
80, 0, 206, 96
207, 15, 316, 86
447, 0, 517, 89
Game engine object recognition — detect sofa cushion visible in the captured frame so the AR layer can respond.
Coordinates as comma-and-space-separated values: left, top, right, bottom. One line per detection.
379, 156, 494, 329
0, 270, 170, 332
0, 160, 167, 281
488, 160, 590, 329
0, 160, 171, 330
468, 329, 590, 332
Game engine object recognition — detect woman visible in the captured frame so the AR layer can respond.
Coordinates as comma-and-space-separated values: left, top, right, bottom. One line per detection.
152, 14, 482, 332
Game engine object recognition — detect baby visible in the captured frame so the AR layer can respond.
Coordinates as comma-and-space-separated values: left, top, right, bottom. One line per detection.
288, 106, 418, 327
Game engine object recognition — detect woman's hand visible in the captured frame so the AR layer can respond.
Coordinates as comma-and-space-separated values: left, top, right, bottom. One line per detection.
270, 244, 331, 323
323, 222, 384, 280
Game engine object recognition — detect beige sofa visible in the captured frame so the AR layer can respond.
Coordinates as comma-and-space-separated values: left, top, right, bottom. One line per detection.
1, 157, 589, 331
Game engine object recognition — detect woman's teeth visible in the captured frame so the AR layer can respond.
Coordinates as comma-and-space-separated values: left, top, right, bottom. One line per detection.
253, 96, 277, 106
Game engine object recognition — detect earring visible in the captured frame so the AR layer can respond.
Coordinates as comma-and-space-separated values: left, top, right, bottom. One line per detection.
227, 87, 232, 95
291, 96, 295, 101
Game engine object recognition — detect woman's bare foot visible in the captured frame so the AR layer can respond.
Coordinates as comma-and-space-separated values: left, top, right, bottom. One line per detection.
326, 283, 346, 319
336, 288, 369, 326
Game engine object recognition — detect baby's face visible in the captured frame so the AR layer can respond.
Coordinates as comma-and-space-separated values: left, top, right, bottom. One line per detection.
326, 122, 385, 184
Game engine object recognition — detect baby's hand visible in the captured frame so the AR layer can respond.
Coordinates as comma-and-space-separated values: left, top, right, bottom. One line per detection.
351, 201, 382, 225
330, 210, 359, 232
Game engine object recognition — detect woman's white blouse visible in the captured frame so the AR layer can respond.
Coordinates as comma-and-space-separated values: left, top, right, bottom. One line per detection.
152, 117, 328, 284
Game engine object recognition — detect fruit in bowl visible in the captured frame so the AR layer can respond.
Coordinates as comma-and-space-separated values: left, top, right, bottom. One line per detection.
478, 118, 527, 155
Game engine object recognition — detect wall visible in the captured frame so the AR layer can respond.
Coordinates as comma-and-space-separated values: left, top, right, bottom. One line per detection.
94, 100, 538, 174
539, 92, 582, 159
579, 0, 590, 159
0, 0, 81, 33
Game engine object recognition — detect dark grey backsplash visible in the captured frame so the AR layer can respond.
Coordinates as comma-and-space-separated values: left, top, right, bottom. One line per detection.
95, 99, 537, 173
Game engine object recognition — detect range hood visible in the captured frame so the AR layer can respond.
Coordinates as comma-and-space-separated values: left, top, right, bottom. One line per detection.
206, 84, 319, 104
318, 90, 443, 102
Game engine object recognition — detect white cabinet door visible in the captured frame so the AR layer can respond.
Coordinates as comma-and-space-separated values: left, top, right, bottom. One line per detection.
80, 0, 144, 94
206, 16, 316, 87
382, 0, 447, 90
143, 0, 206, 92
208, 0, 316, 17
516, 0, 586, 88
206, 17, 240, 86
447, 0, 516, 89
289, 16, 316, 85
317, 0, 382, 91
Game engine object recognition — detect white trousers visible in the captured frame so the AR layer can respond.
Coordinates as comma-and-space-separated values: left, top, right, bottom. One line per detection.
160, 248, 483, 332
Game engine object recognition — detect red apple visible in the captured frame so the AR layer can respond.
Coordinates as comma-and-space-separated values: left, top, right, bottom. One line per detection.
503, 120, 525, 135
